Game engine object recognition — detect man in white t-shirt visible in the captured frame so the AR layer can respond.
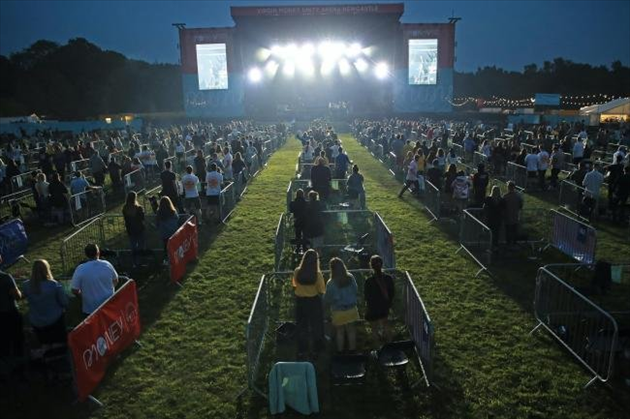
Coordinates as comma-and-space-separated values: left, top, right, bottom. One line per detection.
181, 165, 202, 225
205, 163, 223, 223
573, 139, 584, 164
582, 163, 605, 199
537, 145, 550, 190
398, 154, 419, 197
329, 141, 340, 159
223, 147, 233, 180
71, 244, 119, 315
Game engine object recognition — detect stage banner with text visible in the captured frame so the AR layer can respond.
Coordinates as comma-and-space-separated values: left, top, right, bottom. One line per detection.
68, 280, 141, 402
167, 216, 198, 283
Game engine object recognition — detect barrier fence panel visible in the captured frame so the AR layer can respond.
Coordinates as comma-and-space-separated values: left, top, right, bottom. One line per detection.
68, 277, 141, 402
457, 209, 492, 276
422, 180, 440, 221
274, 213, 285, 271
547, 209, 597, 264
69, 187, 106, 226
70, 158, 90, 173
10, 171, 36, 193
531, 266, 619, 387
559, 180, 600, 220
403, 271, 434, 387
0, 189, 38, 223
140, 185, 162, 215
374, 212, 396, 269
473, 151, 489, 169
507, 162, 529, 191
220, 182, 236, 222
245, 274, 269, 398
60, 217, 104, 275
123, 168, 146, 195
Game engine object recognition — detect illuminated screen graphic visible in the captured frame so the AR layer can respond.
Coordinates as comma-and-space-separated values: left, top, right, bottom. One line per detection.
196, 43, 228, 90
408, 39, 438, 85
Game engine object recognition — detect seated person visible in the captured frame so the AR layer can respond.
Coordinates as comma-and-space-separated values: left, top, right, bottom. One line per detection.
71, 244, 119, 316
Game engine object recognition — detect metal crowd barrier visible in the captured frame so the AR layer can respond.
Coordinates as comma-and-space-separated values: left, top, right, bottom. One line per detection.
123, 168, 146, 195
531, 265, 620, 388
70, 158, 90, 173
422, 179, 441, 222
69, 187, 106, 226
506, 161, 529, 191
245, 269, 434, 398
457, 208, 492, 276
546, 208, 597, 264
10, 171, 37, 193
0, 189, 38, 222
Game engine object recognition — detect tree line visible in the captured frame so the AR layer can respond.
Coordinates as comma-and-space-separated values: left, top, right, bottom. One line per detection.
0, 38, 628, 118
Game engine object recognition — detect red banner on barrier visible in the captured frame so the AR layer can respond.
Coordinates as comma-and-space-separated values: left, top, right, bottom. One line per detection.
68, 280, 141, 402
167, 216, 199, 283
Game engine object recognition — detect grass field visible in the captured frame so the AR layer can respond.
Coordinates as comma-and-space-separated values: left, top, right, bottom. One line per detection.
5, 134, 630, 419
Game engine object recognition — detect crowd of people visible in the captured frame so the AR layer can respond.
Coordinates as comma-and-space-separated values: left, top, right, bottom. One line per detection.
354, 118, 630, 225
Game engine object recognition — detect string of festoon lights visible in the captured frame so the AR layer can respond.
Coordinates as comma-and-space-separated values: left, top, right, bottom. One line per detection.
451, 93, 629, 108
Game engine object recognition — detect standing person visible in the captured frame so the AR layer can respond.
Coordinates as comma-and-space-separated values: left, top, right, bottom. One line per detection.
289, 189, 308, 245
346, 165, 365, 209
502, 181, 523, 246
582, 163, 605, 218
304, 191, 325, 251
89, 150, 107, 186
398, 154, 419, 198
156, 196, 180, 265
71, 244, 119, 316
537, 145, 550, 190
483, 186, 504, 249
472, 164, 490, 207
451, 170, 471, 213
364, 255, 394, 345
181, 166, 202, 225
325, 258, 359, 354
193, 150, 207, 189
334, 147, 351, 179
122, 191, 146, 268
22, 260, 68, 348
573, 138, 584, 164
292, 249, 326, 358
108, 155, 123, 192
204, 163, 223, 223
0, 254, 23, 357
612, 165, 630, 223
524, 148, 539, 187
549, 145, 564, 189
310, 157, 332, 201
223, 146, 233, 181
48, 172, 69, 224
605, 155, 625, 215
160, 160, 180, 212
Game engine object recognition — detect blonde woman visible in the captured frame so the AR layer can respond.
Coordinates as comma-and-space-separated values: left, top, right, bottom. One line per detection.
325, 258, 359, 353
23, 260, 68, 346
292, 249, 326, 357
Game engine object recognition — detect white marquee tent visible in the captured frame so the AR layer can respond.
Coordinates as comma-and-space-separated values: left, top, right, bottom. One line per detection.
580, 97, 630, 124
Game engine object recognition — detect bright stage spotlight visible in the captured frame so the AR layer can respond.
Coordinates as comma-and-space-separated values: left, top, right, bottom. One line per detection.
285, 44, 298, 60
338, 58, 351, 75
298, 59, 315, 77
354, 58, 368, 72
283, 61, 295, 77
320, 59, 335, 76
265, 60, 279, 76
375, 62, 389, 79
248, 67, 262, 83
346, 42, 362, 57
318, 41, 345, 60
301, 43, 315, 58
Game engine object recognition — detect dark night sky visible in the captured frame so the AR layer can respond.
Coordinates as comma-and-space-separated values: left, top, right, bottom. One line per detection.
1, 0, 629, 72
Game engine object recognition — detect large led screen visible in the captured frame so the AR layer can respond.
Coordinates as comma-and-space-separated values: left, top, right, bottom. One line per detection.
196, 43, 228, 90
408, 39, 438, 85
